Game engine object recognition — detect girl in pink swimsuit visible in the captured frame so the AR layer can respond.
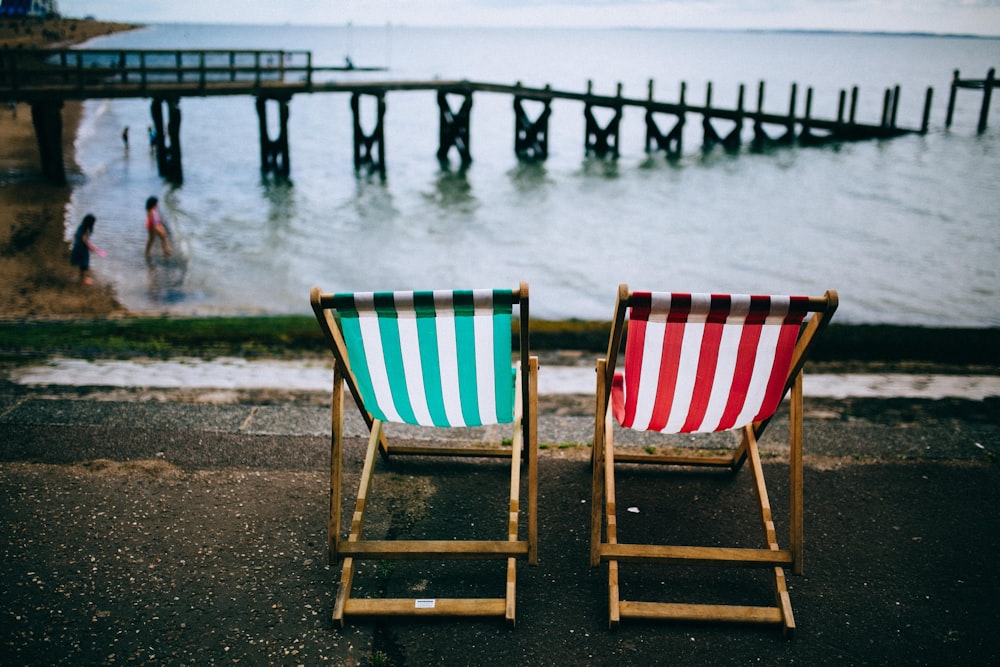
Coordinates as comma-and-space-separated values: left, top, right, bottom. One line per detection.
144, 196, 172, 258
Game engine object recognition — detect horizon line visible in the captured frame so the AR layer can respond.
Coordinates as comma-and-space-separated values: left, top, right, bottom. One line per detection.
82, 18, 1000, 41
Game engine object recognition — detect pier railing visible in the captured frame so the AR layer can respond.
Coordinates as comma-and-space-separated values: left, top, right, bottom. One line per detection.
0, 48, 324, 99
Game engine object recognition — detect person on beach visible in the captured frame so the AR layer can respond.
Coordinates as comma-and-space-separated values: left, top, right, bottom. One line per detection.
70, 213, 105, 285
144, 196, 172, 258
122, 126, 129, 149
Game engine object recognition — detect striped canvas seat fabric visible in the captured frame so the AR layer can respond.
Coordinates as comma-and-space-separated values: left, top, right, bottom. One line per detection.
332, 289, 516, 427
612, 292, 810, 434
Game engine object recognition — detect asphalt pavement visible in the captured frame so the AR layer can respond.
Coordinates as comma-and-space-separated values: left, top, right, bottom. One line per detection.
1, 363, 998, 665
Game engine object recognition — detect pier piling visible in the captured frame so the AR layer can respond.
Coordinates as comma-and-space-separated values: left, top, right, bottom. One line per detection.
29, 100, 65, 185
728, 84, 746, 150
801, 87, 816, 144
890, 85, 901, 128
699, 81, 744, 151
783, 83, 797, 143
437, 88, 473, 167
584, 81, 623, 158
946, 68, 997, 132
151, 97, 183, 183
921, 87, 933, 134
979, 68, 995, 133
881, 87, 893, 128
752, 81, 767, 148
351, 91, 386, 176
513, 84, 552, 162
256, 96, 291, 178
701, 82, 719, 150
644, 80, 685, 159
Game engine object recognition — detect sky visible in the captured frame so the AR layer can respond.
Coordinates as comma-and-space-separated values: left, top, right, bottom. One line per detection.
60, 1, 1000, 37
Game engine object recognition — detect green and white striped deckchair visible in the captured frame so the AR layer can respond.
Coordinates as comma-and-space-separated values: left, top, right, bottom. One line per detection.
311, 283, 538, 626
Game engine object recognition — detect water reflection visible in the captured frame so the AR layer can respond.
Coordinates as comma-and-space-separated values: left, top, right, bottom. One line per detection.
350, 177, 398, 227
506, 162, 552, 195
579, 157, 621, 178
424, 170, 478, 214
261, 178, 297, 228
145, 253, 189, 304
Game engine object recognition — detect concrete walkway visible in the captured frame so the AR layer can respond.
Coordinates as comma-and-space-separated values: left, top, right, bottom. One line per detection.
8, 355, 1000, 399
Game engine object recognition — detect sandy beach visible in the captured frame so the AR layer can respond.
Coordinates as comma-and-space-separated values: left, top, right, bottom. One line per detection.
0, 18, 137, 319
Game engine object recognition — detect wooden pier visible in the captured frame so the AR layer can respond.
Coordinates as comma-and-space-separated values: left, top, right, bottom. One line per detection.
946, 68, 997, 133
1, 48, 992, 183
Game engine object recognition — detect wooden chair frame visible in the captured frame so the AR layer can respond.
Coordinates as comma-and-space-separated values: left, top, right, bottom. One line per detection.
311, 283, 538, 626
590, 284, 837, 634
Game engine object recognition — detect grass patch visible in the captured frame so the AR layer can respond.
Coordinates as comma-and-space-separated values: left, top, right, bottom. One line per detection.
2, 316, 998, 369
0, 315, 326, 361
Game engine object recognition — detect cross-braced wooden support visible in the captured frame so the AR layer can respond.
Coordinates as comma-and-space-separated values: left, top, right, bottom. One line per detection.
351, 91, 386, 176
702, 82, 745, 152
437, 88, 473, 167
751, 82, 796, 151
514, 92, 551, 162
584, 82, 623, 159
256, 95, 291, 178
645, 112, 684, 158
151, 97, 183, 183
645, 81, 685, 159
29, 100, 65, 185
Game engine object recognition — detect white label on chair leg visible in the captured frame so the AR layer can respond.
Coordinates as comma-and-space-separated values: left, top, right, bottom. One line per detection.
415, 599, 436, 609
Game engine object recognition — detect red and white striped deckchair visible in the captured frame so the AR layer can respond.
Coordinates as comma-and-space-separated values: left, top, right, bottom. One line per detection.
590, 284, 837, 634
311, 283, 538, 626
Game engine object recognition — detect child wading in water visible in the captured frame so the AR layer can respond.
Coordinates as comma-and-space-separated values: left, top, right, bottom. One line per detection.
70, 213, 106, 285
145, 196, 173, 258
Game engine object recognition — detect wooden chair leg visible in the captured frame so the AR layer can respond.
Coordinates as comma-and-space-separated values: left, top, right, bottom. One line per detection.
591, 359, 608, 568
505, 557, 517, 626
790, 373, 804, 575
747, 420, 797, 635
608, 560, 621, 629
604, 428, 620, 628
333, 422, 382, 624
505, 370, 523, 626
333, 557, 354, 626
773, 566, 796, 635
329, 369, 344, 564
527, 356, 539, 565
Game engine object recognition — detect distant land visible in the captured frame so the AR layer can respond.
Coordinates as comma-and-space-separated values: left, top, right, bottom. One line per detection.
0, 17, 139, 49
24, 16, 998, 41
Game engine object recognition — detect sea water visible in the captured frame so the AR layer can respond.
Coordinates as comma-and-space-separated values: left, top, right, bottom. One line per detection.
65, 24, 1000, 325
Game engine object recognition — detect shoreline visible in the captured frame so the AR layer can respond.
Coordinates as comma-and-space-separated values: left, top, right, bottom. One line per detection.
0, 18, 139, 319
1, 316, 998, 373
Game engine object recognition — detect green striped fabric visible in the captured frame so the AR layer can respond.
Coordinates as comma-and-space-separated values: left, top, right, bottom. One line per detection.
332, 289, 516, 427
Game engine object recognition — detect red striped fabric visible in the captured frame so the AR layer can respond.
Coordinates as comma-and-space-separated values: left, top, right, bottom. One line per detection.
612, 292, 808, 434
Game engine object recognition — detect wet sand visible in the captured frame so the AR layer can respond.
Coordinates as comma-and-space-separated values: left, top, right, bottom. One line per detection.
0, 18, 137, 319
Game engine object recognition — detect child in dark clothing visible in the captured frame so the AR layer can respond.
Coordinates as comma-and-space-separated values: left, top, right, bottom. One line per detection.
70, 214, 105, 285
